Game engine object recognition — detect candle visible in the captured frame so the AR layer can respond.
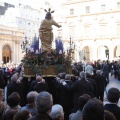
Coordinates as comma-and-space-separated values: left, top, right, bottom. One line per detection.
70, 36, 71, 44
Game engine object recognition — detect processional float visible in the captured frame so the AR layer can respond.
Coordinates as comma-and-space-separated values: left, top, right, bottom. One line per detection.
21, 8, 72, 77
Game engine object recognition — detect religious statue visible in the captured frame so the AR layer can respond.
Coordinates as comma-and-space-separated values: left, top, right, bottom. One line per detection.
39, 8, 61, 51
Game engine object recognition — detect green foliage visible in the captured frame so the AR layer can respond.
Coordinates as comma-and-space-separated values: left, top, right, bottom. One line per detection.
29, 64, 41, 74
56, 64, 67, 73
21, 50, 71, 74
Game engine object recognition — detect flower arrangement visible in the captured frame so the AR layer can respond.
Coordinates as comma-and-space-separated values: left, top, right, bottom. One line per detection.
21, 50, 72, 74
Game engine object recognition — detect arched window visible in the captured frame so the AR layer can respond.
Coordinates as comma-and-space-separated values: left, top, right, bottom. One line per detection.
3, 45, 11, 51
2, 45, 11, 64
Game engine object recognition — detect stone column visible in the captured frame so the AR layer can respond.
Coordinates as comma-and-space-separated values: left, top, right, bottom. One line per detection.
91, 47, 97, 61
15, 41, 20, 64
13, 39, 16, 63
0, 44, 2, 65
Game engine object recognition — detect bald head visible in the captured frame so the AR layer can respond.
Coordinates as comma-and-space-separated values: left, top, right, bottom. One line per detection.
36, 75, 42, 82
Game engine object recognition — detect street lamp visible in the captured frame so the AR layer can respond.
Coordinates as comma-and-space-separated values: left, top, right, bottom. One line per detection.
83, 50, 86, 61
67, 36, 75, 61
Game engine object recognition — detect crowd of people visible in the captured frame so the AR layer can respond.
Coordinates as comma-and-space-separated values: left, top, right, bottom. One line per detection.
0, 60, 120, 120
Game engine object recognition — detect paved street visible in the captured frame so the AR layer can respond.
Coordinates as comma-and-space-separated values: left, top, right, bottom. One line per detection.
106, 75, 120, 91
104, 75, 120, 106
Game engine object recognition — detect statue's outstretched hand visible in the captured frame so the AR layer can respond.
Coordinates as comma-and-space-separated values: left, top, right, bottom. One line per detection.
59, 25, 62, 28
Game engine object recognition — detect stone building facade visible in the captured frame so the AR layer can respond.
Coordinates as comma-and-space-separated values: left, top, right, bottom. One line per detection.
0, 25, 24, 64
0, 5, 43, 44
57, 0, 120, 62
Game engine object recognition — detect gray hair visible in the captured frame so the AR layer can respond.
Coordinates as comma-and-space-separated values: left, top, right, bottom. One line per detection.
36, 75, 42, 82
35, 91, 53, 113
65, 74, 71, 80
10, 74, 18, 83
80, 71, 86, 79
27, 91, 38, 104
86, 62, 90, 66
96, 70, 101, 75
50, 104, 64, 119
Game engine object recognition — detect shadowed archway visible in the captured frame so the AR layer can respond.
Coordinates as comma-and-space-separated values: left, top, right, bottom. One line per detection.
2, 45, 11, 64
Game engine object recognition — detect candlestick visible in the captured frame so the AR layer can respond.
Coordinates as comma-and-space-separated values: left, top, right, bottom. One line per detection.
70, 36, 71, 44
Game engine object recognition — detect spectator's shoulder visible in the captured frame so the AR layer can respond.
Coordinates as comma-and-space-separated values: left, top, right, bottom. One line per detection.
21, 106, 26, 111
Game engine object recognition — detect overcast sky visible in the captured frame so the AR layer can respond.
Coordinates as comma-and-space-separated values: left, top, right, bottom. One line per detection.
0, 0, 65, 9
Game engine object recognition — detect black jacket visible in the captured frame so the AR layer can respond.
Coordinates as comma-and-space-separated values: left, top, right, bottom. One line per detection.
94, 74, 107, 93
28, 113, 53, 120
104, 104, 120, 120
64, 78, 94, 110
33, 82, 49, 93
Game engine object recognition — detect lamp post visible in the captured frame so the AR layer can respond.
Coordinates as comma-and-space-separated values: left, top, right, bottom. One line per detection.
79, 50, 82, 61
83, 50, 86, 61
67, 36, 75, 62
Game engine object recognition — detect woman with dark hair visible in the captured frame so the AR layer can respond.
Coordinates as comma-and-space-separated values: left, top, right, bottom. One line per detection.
3, 109, 18, 120
5, 92, 21, 113
82, 98, 104, 120
14, 110, 31, 120
104, 110, 116, 120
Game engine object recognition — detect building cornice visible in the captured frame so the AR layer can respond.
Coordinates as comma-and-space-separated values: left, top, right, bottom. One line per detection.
80, 36, 120, 40
0, 25, 24, 39
64, 10, 120, 19
0, 33, 23, 37
16, 16, 40, 23
80, 10, 120, 17
65, 10, 120, 18
63, 0, 95, 5
0, 25, 24, 32
65, 15, 78, 18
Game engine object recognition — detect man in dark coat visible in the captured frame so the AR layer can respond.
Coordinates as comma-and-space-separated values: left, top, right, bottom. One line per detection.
94, 70, 107, 102
104, 88, 120, 120
28, 91, 53, 120
113, 61, 119, 79
21, 91, 38, 116
61, 71, 94, 112
29, 79, 37, 92
102, 61, 109, 83
7, 73, 25, 107
33, 75, 49, 93
55, 74, 74, 120
86, 73, 97, 97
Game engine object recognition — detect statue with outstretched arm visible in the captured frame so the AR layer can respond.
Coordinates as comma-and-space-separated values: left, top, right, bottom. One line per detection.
39, 8, 61, 51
